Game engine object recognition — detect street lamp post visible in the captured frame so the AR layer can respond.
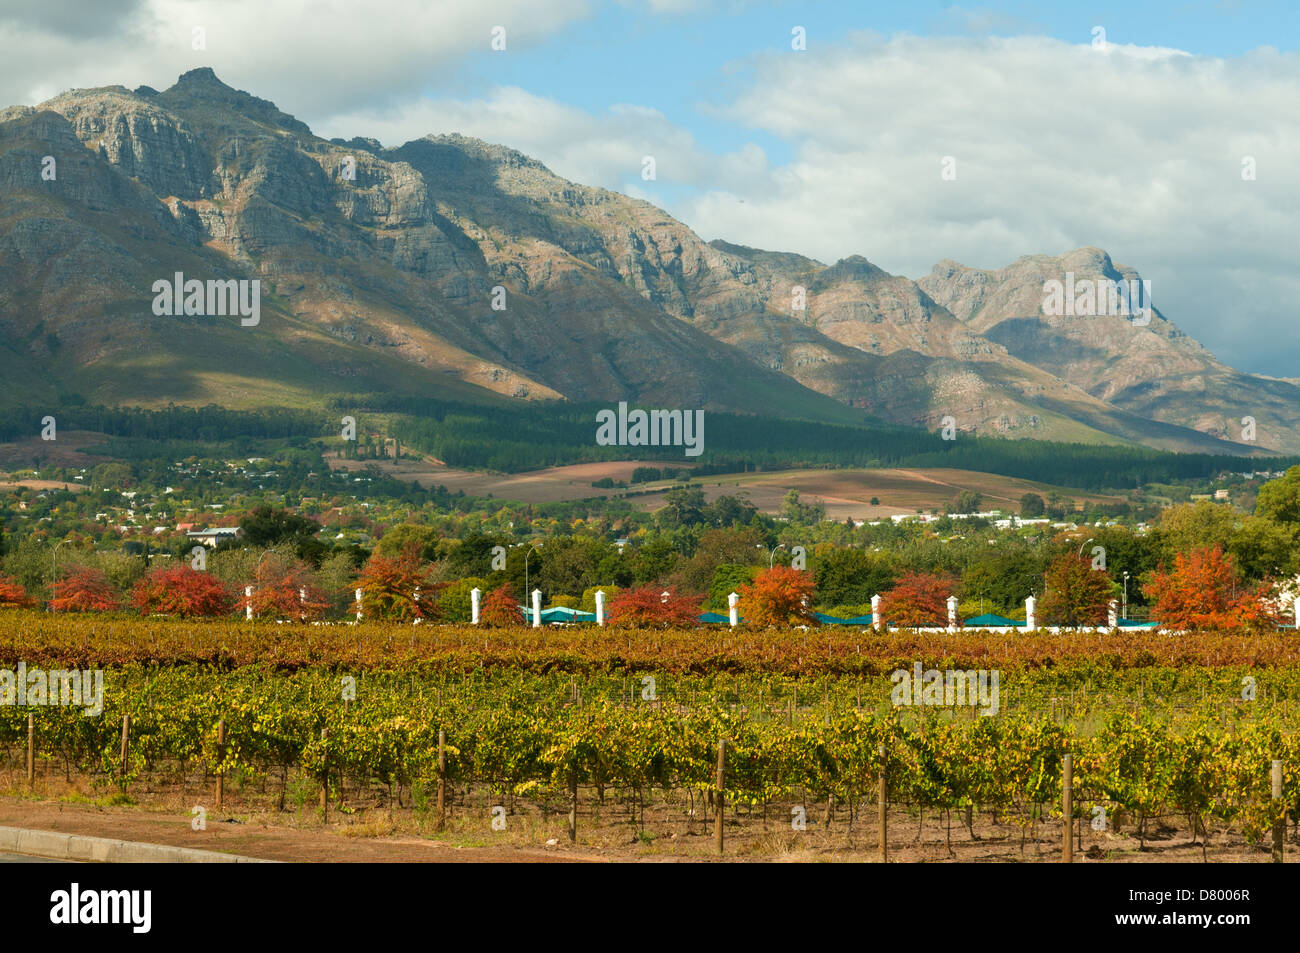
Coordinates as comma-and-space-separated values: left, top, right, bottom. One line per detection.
1122, 571, 1129, 620
760, 543, 785, 569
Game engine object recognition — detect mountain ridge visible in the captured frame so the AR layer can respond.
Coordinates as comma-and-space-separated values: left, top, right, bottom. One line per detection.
0, 69, 1292, 454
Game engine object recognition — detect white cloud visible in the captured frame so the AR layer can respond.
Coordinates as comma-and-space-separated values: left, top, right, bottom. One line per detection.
679, 33, 1300, 374
0, 0, 593, 115
319, 87, 772, 199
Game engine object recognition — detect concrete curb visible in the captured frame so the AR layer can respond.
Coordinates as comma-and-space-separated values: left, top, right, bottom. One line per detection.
0, 825, 278, 863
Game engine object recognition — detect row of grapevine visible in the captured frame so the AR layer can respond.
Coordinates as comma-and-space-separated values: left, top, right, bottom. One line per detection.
1, 668, 1294, 845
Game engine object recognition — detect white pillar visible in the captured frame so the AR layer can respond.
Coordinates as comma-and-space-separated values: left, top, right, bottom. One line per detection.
1293, 596, 1299, 629
470, 588, 482, 624
532, 588, 542, 629
244, 585, 253, 621
299, 586, 307, 622
595, 590, 605, 626
728, 592, 739, 628
1107, 599, 1118, 629
355, 587, 363, 622
947, 596, 958, 632
871, 594, 882, 632
1025, 595, 1036, 632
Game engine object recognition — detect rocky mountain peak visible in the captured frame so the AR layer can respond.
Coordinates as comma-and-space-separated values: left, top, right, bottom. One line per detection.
157, 69, 312, 137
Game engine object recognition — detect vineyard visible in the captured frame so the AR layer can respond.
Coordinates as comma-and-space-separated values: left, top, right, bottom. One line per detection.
1, 611, 1297, 861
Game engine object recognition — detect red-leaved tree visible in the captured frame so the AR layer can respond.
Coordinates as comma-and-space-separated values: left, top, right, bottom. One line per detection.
0, 575, 35, 608
1143, 544, 1272, 632
480, 584, 525, 626
1039, 553, 1114, 626
50, 567, 122, 612
131, 565, 234, 618
607, 585, 702, 628
242, 557, 330, 621
879, 571, 955, 628
357, 546, 436, 621
737, 566, 818, 627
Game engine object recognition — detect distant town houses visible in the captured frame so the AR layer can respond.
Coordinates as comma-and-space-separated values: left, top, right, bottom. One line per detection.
185, 527, 241, 547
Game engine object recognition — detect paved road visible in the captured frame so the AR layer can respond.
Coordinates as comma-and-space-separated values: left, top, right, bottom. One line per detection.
0, 853, 71, 863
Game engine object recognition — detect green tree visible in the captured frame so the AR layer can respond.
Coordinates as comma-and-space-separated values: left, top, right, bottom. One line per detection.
1154, 501, 1237, 563
813, 548, 894, 606
1019, 493, 1046, 518
1229, 516, 1297, 580
659, 485, 707, 528
959, 549, 1046, 614
438, 576, 488, 623
707, 564, 757, 610
374, 523, 441, 562
1255, 466, 1300, 525
230, 506, 326, 563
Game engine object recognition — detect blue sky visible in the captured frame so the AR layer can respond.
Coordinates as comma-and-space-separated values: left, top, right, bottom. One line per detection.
458, 0, 1298, 159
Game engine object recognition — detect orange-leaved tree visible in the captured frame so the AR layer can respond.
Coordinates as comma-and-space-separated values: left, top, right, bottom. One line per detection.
1039, 552, 1114, 626
0, 574, 35, 608
736, 566, 818, 627
879, 571, 954, 628
357, 545, 436, 621
607, 585, 702, 628
131, 565, 234, 617
480, 584, 525, 626
50, 567, 122, 612
243, 556, 330, 621
1143, 544, 1272, 632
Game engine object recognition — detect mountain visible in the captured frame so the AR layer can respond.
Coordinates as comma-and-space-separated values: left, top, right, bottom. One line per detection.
0, 69, 1294, 454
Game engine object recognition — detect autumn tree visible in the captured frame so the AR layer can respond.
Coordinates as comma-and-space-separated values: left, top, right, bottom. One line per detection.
1038, 553, 1115, 626
480, 584, 525, 626
243, 556, 330, 621
1143, 545, 1272, 632
737, 566, 817, 627
879, 571, 954, 628
0, 574, 34, 608
131, 565, 234, 618
607, 585, 702, 628
357, 545, 436, 621
50, 567, 122, 612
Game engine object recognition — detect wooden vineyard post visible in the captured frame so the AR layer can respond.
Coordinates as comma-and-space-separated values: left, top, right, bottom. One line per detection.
878, 743, 887, 863
568, 771, 578, 843
215, 719, 225, 809
320, 728, 329, 821
1273, 759, 1285, 864
120, 714, 130, 773
436, 729, 446, 832
1062, 754, 1073, 864
26, 712, 34, 788
715, 739, 726, 856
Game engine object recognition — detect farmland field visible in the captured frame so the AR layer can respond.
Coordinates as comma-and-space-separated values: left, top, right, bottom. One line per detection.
0, 612, 1295, 863
325, 457, 1126, 519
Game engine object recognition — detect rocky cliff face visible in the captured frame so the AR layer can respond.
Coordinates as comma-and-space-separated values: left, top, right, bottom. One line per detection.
0, 69, 1293, 453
